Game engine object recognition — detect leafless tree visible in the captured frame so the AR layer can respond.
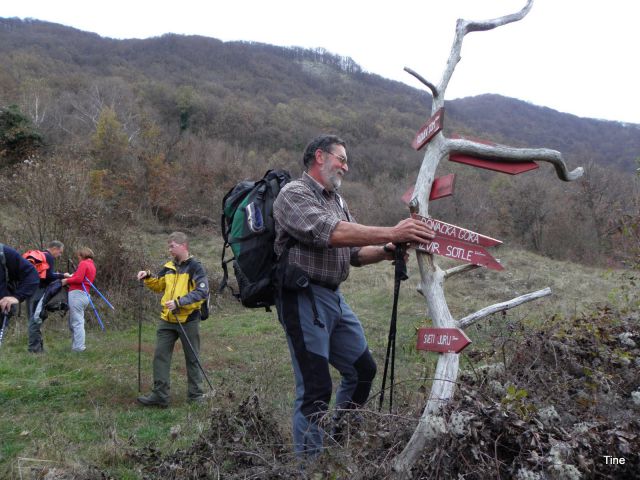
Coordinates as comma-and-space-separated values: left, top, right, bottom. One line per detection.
391, 1, 583, 477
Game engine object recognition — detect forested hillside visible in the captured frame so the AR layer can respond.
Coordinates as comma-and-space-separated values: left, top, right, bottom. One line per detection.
1, 17, 638, 282
1, 17, 639, 479
447, 94, 640, 172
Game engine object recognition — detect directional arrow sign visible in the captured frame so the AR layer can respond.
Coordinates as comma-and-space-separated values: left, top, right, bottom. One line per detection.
416, 235, 503, 270
449, 153, 539, 175
412, 214, 502, 248
401, 174, 456, 204
411, 108, 444, 150
417, 327, 472, 353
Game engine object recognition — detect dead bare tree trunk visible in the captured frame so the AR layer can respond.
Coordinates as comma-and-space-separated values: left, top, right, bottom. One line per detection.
391, 1, 583, 477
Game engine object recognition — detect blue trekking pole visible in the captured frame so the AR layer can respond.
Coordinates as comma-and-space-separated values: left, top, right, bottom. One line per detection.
84, 277, 114, 310
81, 282, 105, 331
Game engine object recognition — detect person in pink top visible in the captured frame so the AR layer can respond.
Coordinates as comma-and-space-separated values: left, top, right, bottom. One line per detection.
60, 246, 96, 352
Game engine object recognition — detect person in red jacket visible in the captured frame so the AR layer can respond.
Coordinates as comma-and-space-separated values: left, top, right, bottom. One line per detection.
60, 247, 96, 352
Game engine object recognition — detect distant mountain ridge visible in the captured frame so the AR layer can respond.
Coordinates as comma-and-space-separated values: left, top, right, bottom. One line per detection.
1, 16, 638, 172
447, 94, 640, 171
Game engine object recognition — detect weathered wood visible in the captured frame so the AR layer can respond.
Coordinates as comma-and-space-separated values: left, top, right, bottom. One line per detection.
443, 263, 480, 279
392, 1, 581, 477
404, 66, 438, 99
447, 137, 583, 181
436, 0, 534, 109
457, 287, 552, 329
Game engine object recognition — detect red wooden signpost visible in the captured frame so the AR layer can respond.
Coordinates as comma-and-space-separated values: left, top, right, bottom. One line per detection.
417, 327, 471, 353
412, 214, 502, 247
449, 134, 539, 175
449, 153, 539, 175
412, 108, 444, 150
411, 214, 503, 270
402, 174, 456, 204
416, 236, 503, 270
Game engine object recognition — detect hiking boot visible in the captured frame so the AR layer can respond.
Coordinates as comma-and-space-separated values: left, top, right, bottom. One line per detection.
187, 389, 215, 404
137, 393, 169, 408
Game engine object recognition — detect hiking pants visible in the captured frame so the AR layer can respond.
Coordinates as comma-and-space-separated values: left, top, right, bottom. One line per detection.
27, 287, 45, 352
276, 283, 377, 457
151, 319, 203, 403
68, 290, 89, 352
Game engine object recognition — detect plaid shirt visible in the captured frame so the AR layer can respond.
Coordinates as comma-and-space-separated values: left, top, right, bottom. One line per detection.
273, 172, 361, 287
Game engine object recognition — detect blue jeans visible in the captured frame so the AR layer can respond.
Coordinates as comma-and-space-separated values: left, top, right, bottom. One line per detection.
276, 284, 376, 457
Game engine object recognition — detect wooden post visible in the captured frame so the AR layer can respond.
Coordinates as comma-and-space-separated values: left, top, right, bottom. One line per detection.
392, 1, 583, 477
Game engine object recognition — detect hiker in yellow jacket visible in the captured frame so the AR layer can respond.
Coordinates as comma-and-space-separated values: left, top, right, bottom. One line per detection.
136, 232, 209, 407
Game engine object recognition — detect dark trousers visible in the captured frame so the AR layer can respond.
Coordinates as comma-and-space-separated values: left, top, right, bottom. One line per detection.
276, 284, 376, 457
151, 319, 203, 402
27, 287, 45, 352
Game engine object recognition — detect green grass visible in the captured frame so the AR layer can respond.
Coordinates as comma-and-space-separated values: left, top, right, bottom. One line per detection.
0, 232, 634, 477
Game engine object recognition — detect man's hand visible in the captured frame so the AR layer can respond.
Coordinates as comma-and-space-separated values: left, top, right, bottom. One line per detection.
164, 300, 177, 312
0, 296, 19, 314
136, 271, 148, 281
391, 218, 435, 245
382, 243, 410, 263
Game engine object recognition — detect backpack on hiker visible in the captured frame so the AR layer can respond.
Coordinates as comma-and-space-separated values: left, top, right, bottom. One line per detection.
219, 169, 291, 309
33, 279, 69, 322
22, 250, 49, 279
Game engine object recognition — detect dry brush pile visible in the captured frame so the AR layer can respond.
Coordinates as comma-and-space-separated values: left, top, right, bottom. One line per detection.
120, 296, 640, 479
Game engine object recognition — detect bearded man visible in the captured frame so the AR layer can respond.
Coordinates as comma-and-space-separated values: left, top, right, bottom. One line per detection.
273, 134, 435, 457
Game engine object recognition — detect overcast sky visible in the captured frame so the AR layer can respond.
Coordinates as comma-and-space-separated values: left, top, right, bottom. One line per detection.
3, 0, 639, 124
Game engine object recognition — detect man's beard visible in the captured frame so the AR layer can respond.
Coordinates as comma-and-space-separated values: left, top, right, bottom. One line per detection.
321, 162, 342, 191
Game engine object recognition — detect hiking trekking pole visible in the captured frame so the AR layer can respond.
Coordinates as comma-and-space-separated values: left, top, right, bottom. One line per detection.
138, 314, 142, 392
378, 244, 408, 413
173, 310, 214, 392
84, 277, 115, 310
81, 283, 105, 331
0, 313, 9, 349
137, 280, 144, 392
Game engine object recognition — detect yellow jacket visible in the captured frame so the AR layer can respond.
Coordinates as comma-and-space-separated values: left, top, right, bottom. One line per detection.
144, 256, 209, 323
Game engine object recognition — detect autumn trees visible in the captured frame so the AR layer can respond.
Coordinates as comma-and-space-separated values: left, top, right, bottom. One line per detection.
0, 16, 637, 275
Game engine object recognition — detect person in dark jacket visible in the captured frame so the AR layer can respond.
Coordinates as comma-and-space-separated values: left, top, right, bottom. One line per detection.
27, 240, 68, 353
1, 243, 39, 320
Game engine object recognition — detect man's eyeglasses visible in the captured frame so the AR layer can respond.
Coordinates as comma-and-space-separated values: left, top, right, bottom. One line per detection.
324, 150, 348, 165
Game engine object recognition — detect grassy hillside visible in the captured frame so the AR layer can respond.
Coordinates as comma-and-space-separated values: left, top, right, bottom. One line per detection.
0, 231, 636, 478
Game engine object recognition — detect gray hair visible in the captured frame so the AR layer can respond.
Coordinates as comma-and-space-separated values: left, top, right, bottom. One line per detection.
302, 134, 347, 169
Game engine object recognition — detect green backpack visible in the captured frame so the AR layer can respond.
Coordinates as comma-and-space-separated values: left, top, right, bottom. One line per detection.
219, 169, 291, 309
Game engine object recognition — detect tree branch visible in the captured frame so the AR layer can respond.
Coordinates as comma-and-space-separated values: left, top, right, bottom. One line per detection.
464, 0, 534, 33
447, 138, 584, 181
404, 67, 439, 99
443, 263, 480, 279
437, 0, 534, 104
457, 287, 552, 329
